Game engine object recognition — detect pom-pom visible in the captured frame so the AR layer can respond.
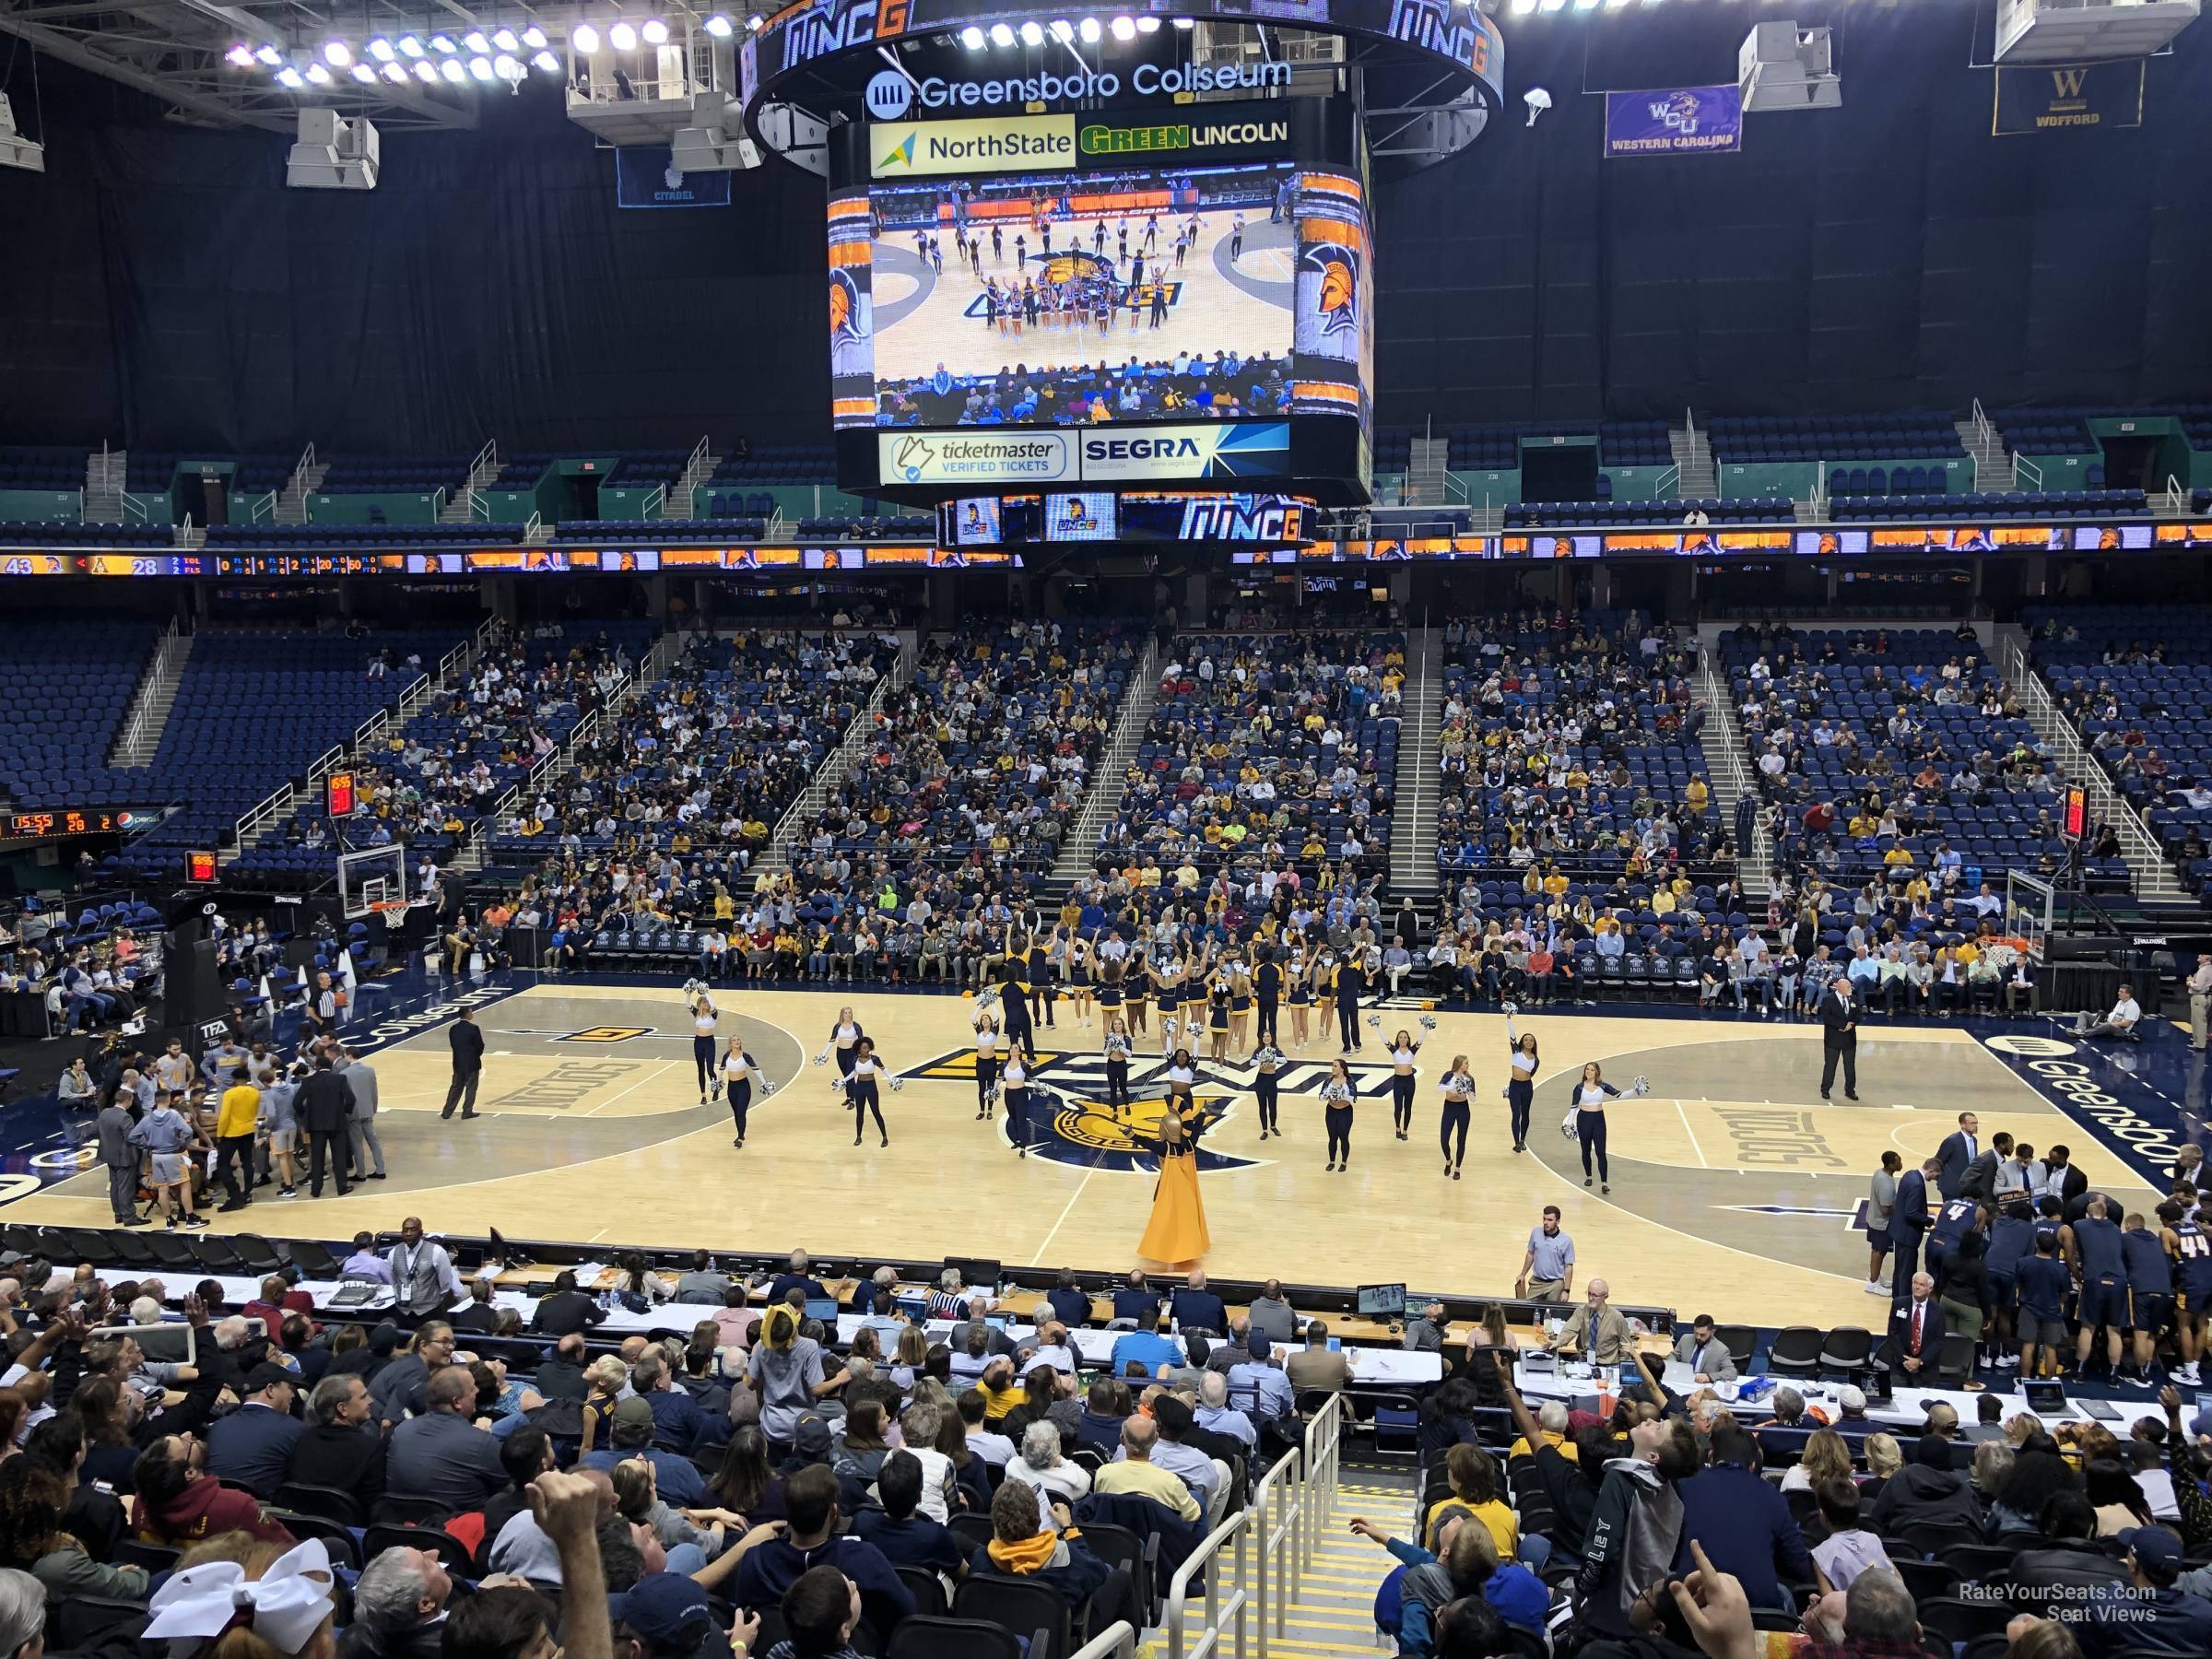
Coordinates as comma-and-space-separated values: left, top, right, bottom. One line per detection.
1500, 1000, 1519, 1018
1418, 1015, 1438, 1031
1365, 1012, 1382, 1029
1559, 1108, 1579, 1139
888, 1076, 904, 1093
811, 1052, 828, 1067
1629, 1074, 1652, 1098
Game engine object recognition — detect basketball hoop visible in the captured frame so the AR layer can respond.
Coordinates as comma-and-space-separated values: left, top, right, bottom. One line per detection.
367, 899, 416, 918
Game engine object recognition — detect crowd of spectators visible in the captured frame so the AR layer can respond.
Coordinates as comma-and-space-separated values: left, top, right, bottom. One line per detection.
877, 352, 1293, 427
0, 904, 159, 1037
1092, 630, 1404, 891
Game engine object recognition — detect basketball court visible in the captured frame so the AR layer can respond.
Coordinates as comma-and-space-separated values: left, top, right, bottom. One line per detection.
7, 979, 2169, 1328
868, 206, 1294, 389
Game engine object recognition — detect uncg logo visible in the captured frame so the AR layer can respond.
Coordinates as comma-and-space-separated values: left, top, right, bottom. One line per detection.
900, 1048, 1261, 1172
865, 69, 913, 119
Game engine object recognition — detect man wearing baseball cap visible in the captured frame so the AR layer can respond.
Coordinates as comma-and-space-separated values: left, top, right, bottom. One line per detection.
2078, 1527, 2212, 1654
203, 1362, 302, 1499
611, 1571, 761, 1659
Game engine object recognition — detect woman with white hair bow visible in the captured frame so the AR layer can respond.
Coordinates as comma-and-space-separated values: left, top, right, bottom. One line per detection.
144, 1538, 337, 1659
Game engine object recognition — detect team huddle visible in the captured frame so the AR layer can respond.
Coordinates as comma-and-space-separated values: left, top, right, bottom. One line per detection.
1877, 1117, 2212, 1386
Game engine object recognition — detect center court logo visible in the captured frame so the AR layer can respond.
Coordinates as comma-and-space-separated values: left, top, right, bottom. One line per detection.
899, 1049, 1401, 1172
1983, 1034, 2077, 1058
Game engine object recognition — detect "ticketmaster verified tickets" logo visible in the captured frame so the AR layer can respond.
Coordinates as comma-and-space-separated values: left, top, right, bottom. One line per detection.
878, 430, 1076, 483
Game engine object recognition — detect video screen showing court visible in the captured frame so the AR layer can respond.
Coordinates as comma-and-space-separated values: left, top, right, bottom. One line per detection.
865, 160, 1297, 428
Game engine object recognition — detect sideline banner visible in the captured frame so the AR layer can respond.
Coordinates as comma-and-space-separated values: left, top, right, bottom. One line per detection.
1604, 85, 1743, 158
1993, 62, 2144, 135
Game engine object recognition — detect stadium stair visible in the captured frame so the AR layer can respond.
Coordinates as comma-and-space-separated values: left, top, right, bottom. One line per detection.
1224, 1465, 1418, 1659
1404, 433, 1451, 507
1046, 633, 1164, 901
105, 619, 190, 767
1956, 414, 2016, 492
1994, 621, 2187, 907
668, 439, 720, 521
1391, 622, 1441, 901
753, 629, 919, 880
274, 450, 327, 526
1694, 640, 1771, 898
440, 442, 502, 524
1669, 418, 1717, 499
82, 447, 125, 524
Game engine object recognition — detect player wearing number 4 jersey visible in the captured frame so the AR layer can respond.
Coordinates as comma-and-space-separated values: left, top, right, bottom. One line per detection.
2171, 1204, 2212, 1384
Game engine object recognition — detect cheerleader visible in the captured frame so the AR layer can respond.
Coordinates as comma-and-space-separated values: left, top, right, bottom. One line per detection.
845, 1037, 890, 1149
1286, 946, 1312, 1049
830, 1007, 864, 1079
1102, 1015, 1134, 1111
1504, 1010, 1539, 1154
1571, 1060, 1622, 1193
973, 1013, 1002, 1121
721, 1038, 757, 1149
1387, 1029, 1423, 1140
1003, 1049, 1031, 1157
1319, 1057, 1357, 1172
1152, 956, 1187, 1058
1205, 972, 1232, 1064
1068, 935, 1095, 1028
690, 995, 721, 1104
1097, 957, 1124, 1032
1124, 958, 1150, 1039
1252, 1041, 1284, 1140
1163, 1047, 1199, 1117
999, 971, 1039, 1063
1228, 959, 1253, 1054
1438, 1055, 1475, 1180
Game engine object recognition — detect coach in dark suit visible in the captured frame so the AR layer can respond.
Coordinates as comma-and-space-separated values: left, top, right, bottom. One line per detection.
1883, 1272, 1947, 1380
295, 1057, 355, 1199
1818, 979, 1859, 1100
1959, 1132, 2008, 1202
441, 1006, 485, 1120
1936, 1112, 1981, 1200
1888, 1157, 1936, 1307
2043, 1146, 2091, 1219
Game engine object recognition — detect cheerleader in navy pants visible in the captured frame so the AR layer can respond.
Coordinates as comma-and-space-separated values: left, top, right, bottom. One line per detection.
1439, 1057, 1475, 1180
845, 1038, 890, 1148
1504, 1008, 1539, 1153
1387, 1030, 1422, 1140
1572, 1061, 1622, 1192
1253, 1044, 1284, 1139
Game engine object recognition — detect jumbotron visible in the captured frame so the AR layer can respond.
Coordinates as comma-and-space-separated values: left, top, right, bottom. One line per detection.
903, 57, 1290, 110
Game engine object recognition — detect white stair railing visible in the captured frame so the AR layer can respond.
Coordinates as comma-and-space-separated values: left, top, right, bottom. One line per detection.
765, 629, 916, 869
110, 617, 187, 767
1056, 634, 1163, 884
1697, 649, 1771, 897
2000, 635, 2179, 900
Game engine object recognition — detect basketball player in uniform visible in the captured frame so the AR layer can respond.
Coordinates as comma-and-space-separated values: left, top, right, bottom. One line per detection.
2121, 1209, 2180, 1385
2172, 1198, 2212, 1383
2068, 1196, 2131, 1380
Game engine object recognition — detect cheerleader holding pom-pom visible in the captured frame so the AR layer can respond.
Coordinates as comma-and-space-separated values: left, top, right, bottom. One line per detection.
1387, 1029, 1423, 1141
844, 1037, 891, 1150
1439, 1056, 1476, 1180
1504, 1004, 1539, 1154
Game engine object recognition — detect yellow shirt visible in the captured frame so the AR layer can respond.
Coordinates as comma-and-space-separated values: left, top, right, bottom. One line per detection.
218, 1084, 261, 1139
1094, 1459, 1201, 1524
976, 1381, 1025, 1421
1424, 1497, 1518, 1558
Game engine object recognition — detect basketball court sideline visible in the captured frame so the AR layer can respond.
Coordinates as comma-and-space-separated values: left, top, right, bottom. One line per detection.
8, 977, 2174, 1327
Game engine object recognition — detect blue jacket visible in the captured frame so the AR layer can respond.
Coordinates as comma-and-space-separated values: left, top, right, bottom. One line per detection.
205, 1403, 305, 1499
1109, 1330, 1182, 1378
730, 1535, 913, 1638
1381, 1535, 1549, 1651
1673, 1464, 1814, 1609
1171, 1289, 1228, 1334
643, 1386, 711, 1452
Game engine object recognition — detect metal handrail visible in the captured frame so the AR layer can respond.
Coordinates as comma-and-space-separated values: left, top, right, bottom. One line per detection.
2000, 637, 2174, 895
1298, 1394, 1343, 1579
1068, 1622, 1138, 1659
1163, 1452, 1277, 1659
1063, 633, 1162, 878
111, 616, 185, 768
1250, 1444, 1301, 1659
768, 629, 913, 867
2014, 454, 2044, 492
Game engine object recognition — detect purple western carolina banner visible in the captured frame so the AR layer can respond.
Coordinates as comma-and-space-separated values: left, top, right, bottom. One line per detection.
1604, 85, 1744, 158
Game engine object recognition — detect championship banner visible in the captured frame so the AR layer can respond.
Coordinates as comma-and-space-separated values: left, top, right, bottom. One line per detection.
614, 147, 732, 207
1993, 62, 2144, 135
1603, 85, 1743, 159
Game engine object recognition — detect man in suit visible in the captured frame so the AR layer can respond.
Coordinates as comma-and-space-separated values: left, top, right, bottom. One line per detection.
1818, 977, 1859, 1101
1171, 1270, 1228, 1335
1936, 1112, 1981, 1200
294, 1055, 355, 1198
1671, 1314, 1739, 1382
441, 1006, 485, 1120
1884, 1272, 1947, 1381
205, 1363, 305, 1498
2042, 1144, 2091, 1218
1960, 1131, 2010, 1203
1888, 1156, 1938, 1306
1112, 1270, 1165, 1327
529, 1270, 608, 1337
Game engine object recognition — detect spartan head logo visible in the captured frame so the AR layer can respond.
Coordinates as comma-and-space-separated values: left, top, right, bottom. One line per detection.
829, 268, 866, 346
1303, 243, 1359, 341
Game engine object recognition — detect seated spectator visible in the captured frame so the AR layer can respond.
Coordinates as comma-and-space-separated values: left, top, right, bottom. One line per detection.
384, 1365, 506, 1515
1672, 1422, 1813, 1609
341, 1546, 456, 1659
768, 1562, 871, 1659
130, 1432, 297, 1546
1422, 1444, 1518, 1562
0, 1456, 147, 1602
1093, 1416, 1200, 1524
969, 1477, 1131, 1626
1865, 1433, 1980, 1535
850, 1451, 966, 1583
1349, 1510, 1548, 1645
727, 1465, 913, 1641
1809, 1478, 1888, 1594
1007, 1420, 1091, 1506
205, 1363, 305, 1500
